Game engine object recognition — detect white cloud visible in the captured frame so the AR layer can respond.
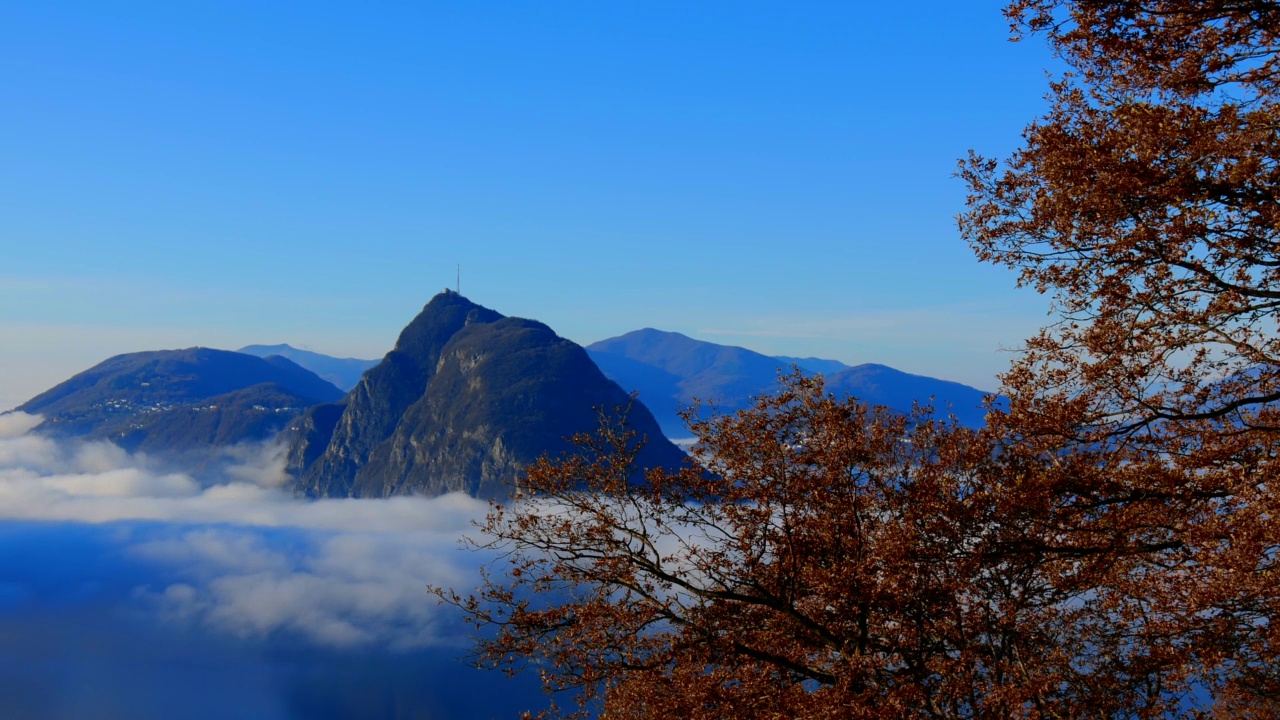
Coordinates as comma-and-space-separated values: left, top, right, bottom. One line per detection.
130, 528, 479, 650
0, 411, 42, 438
42, 467, 201, 498
0, 419, 493, 650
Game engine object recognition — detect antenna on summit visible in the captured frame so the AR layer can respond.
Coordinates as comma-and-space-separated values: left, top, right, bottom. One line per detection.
456, 264, 461, 294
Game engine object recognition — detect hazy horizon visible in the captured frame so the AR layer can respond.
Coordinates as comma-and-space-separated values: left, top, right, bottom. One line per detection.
1, 309, 1016, 413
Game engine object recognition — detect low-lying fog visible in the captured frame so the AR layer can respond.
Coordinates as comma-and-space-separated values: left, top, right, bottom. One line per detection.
0, 412, 543, 720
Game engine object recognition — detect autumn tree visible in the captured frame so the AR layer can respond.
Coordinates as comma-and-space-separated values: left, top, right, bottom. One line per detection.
438, 1, 1280, 716
436, 376, 1228, 718
959, 0, 1280, 440
957, 0, 1280, 712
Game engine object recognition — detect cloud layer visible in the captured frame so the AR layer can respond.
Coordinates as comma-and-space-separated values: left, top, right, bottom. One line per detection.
0, 413, 496, 648
0, 413, 545, 718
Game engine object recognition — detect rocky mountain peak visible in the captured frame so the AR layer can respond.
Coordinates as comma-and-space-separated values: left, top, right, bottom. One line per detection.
285, 294, 683, 498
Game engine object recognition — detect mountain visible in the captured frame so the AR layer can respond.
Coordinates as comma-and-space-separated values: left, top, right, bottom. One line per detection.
238, 344, 377, 391
16, 348, 345, 453
587, 329, 790, 436
286, 292, 685, 499
823, 363, 993, 429
773, 355, 850, 375
587, 329, 995, 435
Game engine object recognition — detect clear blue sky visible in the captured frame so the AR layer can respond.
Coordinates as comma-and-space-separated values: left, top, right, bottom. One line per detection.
1, 1, 1060, 408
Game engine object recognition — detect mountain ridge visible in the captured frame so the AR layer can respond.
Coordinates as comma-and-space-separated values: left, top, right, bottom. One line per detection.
587, 329, 995, 434
16, 347, 345, 452
238, 344, 377, 391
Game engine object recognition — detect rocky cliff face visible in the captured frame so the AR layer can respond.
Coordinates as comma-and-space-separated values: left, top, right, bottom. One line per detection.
286, 292, 684, 498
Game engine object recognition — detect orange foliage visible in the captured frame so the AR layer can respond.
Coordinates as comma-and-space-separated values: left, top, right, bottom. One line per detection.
438, 373, 1275, 717
960, 0, 1280, 441
437, 2, 1279, 716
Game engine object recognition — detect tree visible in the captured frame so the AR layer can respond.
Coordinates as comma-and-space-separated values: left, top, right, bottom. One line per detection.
957, 0, 1280, 712
959, 0, 1280, 441
438, 2, 1280, 716
435, 376, 1223, 718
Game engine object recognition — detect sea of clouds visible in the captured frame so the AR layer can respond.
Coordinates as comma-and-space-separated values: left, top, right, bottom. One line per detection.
0, 412, 543, 719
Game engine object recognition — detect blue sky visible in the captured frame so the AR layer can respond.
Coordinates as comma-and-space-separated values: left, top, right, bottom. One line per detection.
1, 1, 1059, 408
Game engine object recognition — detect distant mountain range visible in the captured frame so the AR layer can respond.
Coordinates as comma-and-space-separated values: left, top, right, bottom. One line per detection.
16, 348, 345, 453
772, 355, 851, 375
285, 292, 685, 499
12, 301, 998, 498
238, 344, 377, 391
587, 329, 994, 436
